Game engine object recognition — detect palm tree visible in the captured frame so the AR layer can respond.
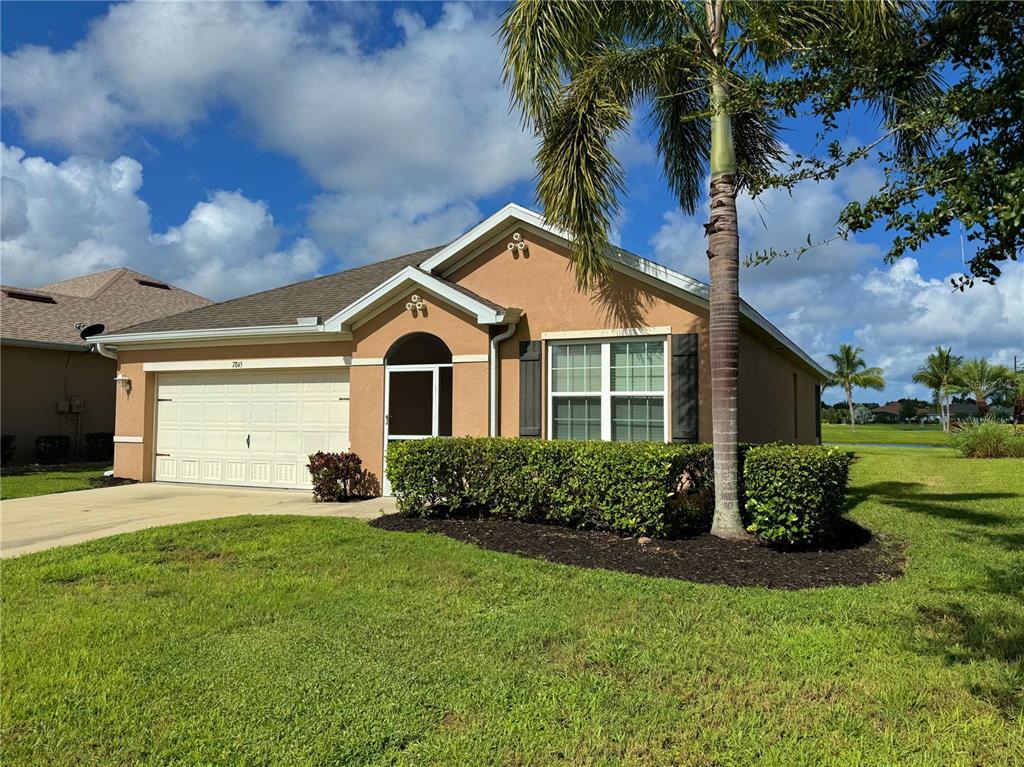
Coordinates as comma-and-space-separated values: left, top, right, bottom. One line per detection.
953, 359, 1012, 418
500, 1, 930, 540
827, 344, 885, 430
912, 346, 962, 431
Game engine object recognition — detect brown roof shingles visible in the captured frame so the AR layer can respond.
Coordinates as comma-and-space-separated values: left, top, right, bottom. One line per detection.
1, 268, 211, 348
114, 247, 446, 335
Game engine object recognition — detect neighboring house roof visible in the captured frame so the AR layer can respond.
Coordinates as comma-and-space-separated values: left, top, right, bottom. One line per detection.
100, 204, 827, 378
872, 402, 902, 416
1, 268, 211, 350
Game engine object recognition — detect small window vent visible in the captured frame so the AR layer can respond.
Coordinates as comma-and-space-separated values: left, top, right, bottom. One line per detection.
3, 290, 56, 304
136, 279, 171, 290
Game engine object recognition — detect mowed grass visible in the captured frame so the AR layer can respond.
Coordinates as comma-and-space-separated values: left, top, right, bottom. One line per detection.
0, 464, 112, 500
2, 448, 1022, 766
823, 422, 949, 446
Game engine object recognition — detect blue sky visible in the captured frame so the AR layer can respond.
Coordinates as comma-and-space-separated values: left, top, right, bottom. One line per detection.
2, 1, 1020, 402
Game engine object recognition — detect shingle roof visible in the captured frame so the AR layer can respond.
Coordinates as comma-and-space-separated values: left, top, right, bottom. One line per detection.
115, 247, 445, 334
1, 268, 211, 348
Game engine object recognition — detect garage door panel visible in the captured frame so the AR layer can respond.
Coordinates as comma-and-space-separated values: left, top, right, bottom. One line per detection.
155, 368, 350, 489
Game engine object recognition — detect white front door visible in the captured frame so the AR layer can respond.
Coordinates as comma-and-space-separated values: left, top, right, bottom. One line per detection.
154, 369, 349, 489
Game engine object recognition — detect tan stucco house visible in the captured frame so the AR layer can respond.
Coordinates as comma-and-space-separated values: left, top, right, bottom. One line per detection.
1, 269, 210, 462
99, 205, 827, 492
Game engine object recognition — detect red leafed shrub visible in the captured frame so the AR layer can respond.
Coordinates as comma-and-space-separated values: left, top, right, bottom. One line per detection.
306, 451, 367, 502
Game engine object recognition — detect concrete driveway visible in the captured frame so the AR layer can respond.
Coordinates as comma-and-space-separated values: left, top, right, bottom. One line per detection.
0, 483, 396, 558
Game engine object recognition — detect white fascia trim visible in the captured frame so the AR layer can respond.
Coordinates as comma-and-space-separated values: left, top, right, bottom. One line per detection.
113, 435, 143, 444
541, 326, 671, 341
99, 323, 334, 346
323, 266, 515, 330
417, 203, 826, 379
143, 356, 350, 372
419, 203, 569, 274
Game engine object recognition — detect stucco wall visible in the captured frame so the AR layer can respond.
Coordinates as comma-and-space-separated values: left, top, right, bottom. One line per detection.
1, 345, 117, 462
450, 230, 820, 445
349, 291, 491, 481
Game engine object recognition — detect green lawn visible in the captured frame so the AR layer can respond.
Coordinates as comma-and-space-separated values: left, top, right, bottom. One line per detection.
823, 422, 950, 446
0, 464, 113, 500
2, 447, 1022, 766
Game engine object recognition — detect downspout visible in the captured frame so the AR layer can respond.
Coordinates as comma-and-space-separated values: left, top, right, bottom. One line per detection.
489, 322, 519, 437
94, 342, 117, 360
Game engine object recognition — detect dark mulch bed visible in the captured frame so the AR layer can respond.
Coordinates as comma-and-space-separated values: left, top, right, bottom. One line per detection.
370, 514, 904, 589
88, 475, 137, 489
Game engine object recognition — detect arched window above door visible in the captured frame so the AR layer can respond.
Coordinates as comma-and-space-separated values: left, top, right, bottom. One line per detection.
385, 332, 453, 366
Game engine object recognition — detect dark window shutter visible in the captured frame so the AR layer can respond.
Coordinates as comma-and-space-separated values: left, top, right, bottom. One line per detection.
815, 383, 822, 443
671, 333, 699, 443
519, 340, 542, 437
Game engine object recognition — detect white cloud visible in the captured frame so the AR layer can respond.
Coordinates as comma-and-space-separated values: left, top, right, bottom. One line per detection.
1, 144, 323, 300
1, 1, 536, 263
648, 166, 1024, 401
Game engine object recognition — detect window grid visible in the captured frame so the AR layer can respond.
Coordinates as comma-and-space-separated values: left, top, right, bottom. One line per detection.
548, 338, 667, 443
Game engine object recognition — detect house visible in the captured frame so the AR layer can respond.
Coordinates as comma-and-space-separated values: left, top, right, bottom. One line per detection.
1, 269, 211, 462
870, 402, 902, 423
100, 205, 829, 493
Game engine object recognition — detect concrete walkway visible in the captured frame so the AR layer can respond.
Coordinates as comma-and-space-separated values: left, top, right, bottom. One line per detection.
0, 483, 396, 558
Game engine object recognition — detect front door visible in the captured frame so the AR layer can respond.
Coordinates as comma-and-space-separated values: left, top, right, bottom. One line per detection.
383, 364, 452, 493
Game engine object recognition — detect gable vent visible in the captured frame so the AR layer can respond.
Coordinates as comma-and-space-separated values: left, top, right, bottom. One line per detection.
136, 278, 171, 290
3, 290, 56, 304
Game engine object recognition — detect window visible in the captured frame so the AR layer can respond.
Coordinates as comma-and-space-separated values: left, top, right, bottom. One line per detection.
549, 338, 666, 442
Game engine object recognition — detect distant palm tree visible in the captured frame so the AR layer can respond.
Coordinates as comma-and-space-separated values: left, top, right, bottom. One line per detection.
912, 346, 962, 431
953, 359, 1013, 418
827, 344, 885, 430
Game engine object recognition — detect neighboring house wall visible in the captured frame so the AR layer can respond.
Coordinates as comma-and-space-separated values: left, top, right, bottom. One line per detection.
0, 345, 116, 461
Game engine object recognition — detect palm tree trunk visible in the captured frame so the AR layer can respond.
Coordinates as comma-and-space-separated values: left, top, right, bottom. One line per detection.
846, 387, 855, 430
706, 74, 746, 541
977, 395, 989, 417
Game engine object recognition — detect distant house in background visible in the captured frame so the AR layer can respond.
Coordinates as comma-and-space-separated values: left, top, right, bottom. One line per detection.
1, 269, 210, 463
948, 401, 981, 420
871, 400, 941, 424
870, 402, 902, 423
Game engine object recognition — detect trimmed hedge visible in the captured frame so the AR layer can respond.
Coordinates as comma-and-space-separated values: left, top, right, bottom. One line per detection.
84, 432, 114, 462
744, 444, 854, 545
34, 434, 71, 464
386, 437, 852, 544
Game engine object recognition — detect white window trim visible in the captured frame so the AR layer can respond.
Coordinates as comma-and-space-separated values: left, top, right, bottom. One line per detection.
546, 336, 669, 443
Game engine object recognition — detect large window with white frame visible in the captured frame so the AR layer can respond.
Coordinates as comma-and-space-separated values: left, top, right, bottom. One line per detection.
548, 338, 667, 442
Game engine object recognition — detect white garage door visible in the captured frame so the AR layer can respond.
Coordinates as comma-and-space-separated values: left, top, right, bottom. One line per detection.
154, 369, 349, 488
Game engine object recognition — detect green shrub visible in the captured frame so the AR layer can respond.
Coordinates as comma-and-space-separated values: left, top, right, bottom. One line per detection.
33, 434, 71, 465
949, 419, 1024, 458
387, 438, 716, 537
1, 434, 14, 465
744, 444, 854, 546
306, 451, 368, 501
83, 432, 114, 462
